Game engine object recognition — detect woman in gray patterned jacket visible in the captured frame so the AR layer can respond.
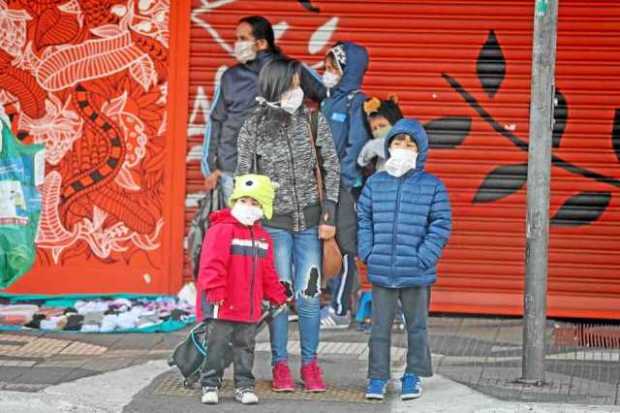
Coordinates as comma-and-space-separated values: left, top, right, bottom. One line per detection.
236, 58, 340, 393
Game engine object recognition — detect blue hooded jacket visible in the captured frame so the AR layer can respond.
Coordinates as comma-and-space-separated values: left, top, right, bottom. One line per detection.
357, 119, 452, 288
320, 42, 371, 190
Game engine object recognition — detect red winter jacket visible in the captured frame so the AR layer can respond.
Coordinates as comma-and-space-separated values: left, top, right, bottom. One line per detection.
195, 209, 287, 323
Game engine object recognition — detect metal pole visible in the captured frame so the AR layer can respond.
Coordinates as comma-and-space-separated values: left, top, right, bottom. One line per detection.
522, 0, 559, 384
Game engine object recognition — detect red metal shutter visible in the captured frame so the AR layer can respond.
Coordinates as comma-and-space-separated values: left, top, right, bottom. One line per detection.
186, 0, 620, 319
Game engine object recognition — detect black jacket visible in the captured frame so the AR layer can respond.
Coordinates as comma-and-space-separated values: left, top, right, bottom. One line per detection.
201, 50, 326, 175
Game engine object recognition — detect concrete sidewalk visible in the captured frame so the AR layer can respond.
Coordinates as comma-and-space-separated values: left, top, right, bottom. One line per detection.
0, 315, 618, 412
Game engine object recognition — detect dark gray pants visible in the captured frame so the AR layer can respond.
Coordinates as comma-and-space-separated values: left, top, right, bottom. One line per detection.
368, 285, 432, 380
201, 320, 256, 389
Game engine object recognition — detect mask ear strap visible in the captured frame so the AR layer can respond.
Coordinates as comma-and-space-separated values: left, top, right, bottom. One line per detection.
255, 96, 280, 110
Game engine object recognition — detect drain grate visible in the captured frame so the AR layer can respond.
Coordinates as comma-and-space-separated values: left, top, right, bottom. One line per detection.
554, 323, 620, 348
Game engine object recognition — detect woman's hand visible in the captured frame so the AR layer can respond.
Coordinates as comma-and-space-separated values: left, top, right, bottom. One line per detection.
204, 170, 222, 191
318, 224, 336, 240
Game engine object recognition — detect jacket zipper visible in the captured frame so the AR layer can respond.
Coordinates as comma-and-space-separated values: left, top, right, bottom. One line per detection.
285, 126, 303, 230
249, 227, 257, 319
391, 178, 403, 287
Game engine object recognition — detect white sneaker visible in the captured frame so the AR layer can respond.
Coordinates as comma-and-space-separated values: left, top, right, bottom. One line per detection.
201, 386, 219, 404
320, 306, 351, 330
235, 388, 259, 405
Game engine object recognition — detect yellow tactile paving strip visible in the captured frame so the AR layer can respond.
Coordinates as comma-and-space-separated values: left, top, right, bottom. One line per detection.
60, 341, 107, 356
0, 335, 107, 359
153, 374, 375, 403
254, 340, 406, 362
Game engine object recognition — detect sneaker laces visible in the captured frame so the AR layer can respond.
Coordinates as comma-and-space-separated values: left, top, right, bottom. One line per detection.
274, 363, 292, 381
368, 378, 385, 392
402, 374, 420, 389
304, 362, 324, 385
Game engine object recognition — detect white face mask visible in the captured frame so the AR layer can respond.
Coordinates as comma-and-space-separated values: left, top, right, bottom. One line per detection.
234, 41, 256, 64
280, 87, 304, 114
322, 71, 340, 88
231, 203, 263, 226
385, 148, 418, 177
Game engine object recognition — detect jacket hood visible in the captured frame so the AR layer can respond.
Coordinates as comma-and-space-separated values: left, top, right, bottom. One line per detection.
332, 42, 368, 93
384, 119, 429, 170
209, 208, 263, 228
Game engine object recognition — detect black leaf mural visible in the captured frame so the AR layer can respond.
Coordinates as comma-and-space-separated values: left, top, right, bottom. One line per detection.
298, 0, 320, 12
612, 109, 620, 163
551, 192, 611, 226
473, 163, 527, 203
553, 89, 567, 148
476, 30, 506, 99
424, 116, 471, 149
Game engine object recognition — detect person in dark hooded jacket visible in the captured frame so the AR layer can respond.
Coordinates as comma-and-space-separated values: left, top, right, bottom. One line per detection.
357, 118, 452, 401
202, 15, 326, 200
319, 41, 372, 329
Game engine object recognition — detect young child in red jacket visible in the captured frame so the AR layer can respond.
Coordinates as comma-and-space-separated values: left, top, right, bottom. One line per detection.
197, 174, 287, 406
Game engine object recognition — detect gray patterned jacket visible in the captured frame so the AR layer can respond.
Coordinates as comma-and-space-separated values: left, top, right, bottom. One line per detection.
236, 105, 340, 232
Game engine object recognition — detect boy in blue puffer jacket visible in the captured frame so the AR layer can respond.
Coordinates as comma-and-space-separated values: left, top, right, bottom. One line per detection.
357, 119, 452, 401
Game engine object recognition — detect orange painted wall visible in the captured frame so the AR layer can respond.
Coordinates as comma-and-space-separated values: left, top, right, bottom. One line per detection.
1, 0, 190, 295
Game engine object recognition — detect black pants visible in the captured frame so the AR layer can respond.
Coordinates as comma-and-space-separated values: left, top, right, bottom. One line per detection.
329, 254, 357, 315
201, 320, 257, 389
368, 286, 433, 380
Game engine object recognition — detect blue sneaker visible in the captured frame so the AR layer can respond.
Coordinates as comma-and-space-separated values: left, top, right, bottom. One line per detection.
401, 373, 422, 400
366, 378, 387, 400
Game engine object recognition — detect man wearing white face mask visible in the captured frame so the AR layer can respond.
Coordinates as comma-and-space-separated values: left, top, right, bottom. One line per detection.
202, 16, 326, 201
357, 118, 452, 401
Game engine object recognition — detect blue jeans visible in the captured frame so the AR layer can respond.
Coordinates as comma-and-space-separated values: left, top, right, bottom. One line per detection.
265, 226, 322, 365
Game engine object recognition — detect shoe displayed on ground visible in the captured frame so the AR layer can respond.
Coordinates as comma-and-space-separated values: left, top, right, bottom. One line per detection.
300, 360, 327, 392
201, 386, 219, 404
366, 378, 387, 400
272, 361, 295, 392
401, 373, 422, 400
319, 306, 351, 329
235, 387, 259, 405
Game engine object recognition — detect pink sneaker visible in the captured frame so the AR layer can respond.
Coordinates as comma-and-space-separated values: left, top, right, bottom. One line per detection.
272, 361, 295, 392
300, 360, 327, 392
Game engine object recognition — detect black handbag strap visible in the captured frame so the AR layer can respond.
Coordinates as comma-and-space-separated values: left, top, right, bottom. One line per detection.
306, 110, 324, 203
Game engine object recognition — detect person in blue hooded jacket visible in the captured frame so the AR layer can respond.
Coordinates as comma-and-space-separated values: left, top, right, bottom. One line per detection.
357, 118, 452, 401
319, 41, 372, 329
